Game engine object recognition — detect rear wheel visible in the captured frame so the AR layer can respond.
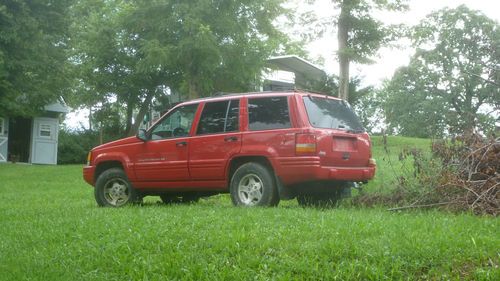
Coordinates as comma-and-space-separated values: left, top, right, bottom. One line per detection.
95, 168, 140, 207
230, 163, 279, 207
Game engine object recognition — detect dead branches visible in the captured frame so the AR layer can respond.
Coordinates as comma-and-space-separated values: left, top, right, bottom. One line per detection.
431, 136, 499, 215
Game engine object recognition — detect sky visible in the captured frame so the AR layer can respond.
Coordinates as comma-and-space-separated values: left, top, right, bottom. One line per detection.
299, 0, 500, 86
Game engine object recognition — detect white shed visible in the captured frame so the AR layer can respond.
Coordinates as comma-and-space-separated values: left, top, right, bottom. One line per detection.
0, 102, 68, 165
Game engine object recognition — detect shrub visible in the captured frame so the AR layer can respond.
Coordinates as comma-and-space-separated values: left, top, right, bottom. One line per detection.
58, 129, 100, 164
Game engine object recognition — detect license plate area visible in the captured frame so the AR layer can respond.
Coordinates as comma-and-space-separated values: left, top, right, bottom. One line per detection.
332, 136, 357, 152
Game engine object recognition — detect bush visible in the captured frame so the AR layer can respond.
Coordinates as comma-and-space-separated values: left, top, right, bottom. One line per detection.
58, 129, 100, 164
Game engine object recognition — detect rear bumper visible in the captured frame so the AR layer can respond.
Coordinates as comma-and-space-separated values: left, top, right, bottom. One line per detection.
83, 166, 95, 186
275, 158, 376, 185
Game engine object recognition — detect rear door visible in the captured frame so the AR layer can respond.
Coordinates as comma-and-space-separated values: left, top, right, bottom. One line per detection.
301, 95, 370, 167
189, 99, 242, 180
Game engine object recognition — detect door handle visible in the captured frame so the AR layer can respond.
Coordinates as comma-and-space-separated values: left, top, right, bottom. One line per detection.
176, 141, 187, 147
224, 136, 238, 142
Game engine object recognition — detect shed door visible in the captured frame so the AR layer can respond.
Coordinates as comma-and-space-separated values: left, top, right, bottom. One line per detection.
0, 117, 7, 162
31, 117, 58, 165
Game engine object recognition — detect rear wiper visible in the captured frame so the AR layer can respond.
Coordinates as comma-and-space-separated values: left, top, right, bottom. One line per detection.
347, 129, 365, 134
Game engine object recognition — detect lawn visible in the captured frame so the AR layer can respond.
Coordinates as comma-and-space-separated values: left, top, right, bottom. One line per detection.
0, 137, 499, 280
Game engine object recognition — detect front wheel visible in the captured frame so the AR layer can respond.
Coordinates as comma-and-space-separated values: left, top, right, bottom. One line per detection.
230, 163, 279, 207
95, 168, 139, 207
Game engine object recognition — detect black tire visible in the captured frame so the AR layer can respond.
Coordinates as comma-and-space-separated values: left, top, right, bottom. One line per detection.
230, 162, 279, 207
297, 192, 340, 208
160, 194, 200, 204
94, 168, 140, 207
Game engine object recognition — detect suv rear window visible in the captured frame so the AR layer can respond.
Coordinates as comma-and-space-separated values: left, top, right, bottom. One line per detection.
248, 97, 291, 130
303, 96, 365, 132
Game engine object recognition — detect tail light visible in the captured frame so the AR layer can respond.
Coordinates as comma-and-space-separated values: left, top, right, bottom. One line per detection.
296, 133, 316, 155
368, 158, 376, 167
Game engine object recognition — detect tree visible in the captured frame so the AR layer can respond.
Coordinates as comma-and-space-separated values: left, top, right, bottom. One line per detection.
71, 0, 292, 136
0, 0, 73, 116
322, 0, 408, 101
383, 6, 499, 137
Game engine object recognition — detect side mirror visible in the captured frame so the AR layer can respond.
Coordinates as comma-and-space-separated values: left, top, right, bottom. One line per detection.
136, 129, 148, 142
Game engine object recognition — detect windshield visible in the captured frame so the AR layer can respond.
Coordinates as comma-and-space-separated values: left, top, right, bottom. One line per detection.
303, 96, 365, 132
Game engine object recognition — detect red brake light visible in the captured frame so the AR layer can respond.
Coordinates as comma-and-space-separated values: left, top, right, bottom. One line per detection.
296, 133, 316, 155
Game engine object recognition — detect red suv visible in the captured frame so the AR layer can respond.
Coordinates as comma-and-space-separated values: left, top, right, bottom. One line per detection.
83, 91, 376, 207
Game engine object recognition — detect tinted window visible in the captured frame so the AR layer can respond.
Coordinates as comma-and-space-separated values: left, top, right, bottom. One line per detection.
303, 96, 364, 132
151, 104, 198, 140
248, 97, 291, 131
225, 100, 240, 132
197, 100, 240, 135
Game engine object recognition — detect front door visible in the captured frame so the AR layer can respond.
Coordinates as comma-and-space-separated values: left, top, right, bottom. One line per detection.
31, 117, 58, 164
0, 117, 7, 162
133, 103, 199, 182
189, 99, 242, 180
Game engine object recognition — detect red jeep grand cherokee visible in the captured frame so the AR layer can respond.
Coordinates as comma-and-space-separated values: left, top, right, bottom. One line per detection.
83, 91, 376, 207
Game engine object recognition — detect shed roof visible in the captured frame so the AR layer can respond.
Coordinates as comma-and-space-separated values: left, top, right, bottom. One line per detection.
44, 101, 69, 113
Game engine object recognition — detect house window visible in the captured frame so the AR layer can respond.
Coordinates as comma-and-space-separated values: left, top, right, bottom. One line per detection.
0, 118, 4, 135
39, 124, 52, 138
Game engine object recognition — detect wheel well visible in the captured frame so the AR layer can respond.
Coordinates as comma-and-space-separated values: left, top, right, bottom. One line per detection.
228, 156, 274, 182
94, 161, 124, 182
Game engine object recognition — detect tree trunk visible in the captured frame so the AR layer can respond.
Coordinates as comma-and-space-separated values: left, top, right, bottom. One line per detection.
124, 101, 133, 136
188, 80, 198, 100
128, 91, 154, 136
337, 0, 350, 101
88, 106, 93, 131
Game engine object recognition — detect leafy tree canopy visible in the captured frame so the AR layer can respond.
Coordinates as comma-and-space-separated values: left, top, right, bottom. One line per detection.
302, 0, 408, 100
0, 0, 72, 116
383, 5, 499, 137
71, 0, 295, 136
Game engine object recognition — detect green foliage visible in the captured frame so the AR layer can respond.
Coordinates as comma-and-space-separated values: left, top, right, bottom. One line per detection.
383, 6, 500, 137
71, 0, 293, 136
334, 0, 408, 64
0, 0, 72, 116
0, 163, 498, 280
57, 129, 99, 164
361, 135, 431, 194
303, 0, 408, 100
308, 75, 373, 104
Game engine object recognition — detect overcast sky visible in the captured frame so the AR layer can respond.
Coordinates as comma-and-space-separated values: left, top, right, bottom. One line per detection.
299, 0, 500, 86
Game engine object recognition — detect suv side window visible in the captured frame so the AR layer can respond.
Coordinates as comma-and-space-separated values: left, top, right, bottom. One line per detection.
248, 96, 290, 130
197, 100, 240, 135
150, 104, 198, 140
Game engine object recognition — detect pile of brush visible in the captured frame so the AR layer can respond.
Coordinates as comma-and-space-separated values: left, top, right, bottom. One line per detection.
431, 135, 499, 216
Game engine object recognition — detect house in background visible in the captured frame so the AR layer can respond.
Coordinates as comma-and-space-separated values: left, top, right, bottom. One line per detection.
0, 102, 68, 165
263, 55, 326, 91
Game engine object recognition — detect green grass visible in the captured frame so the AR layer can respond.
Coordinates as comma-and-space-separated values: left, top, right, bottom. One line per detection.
0, 137, 499, 280
363, 136, 432, 193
